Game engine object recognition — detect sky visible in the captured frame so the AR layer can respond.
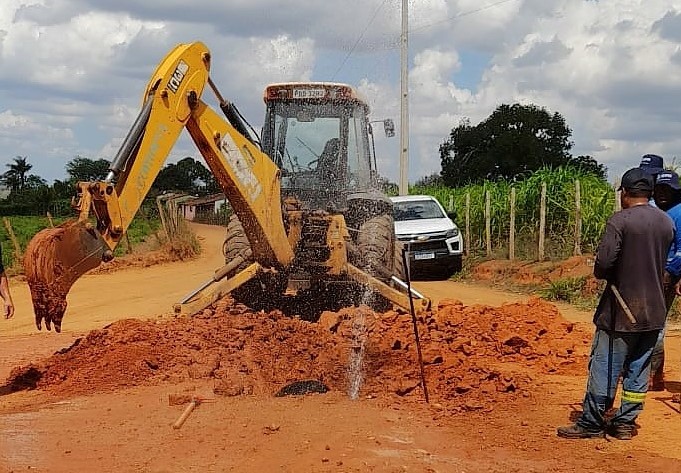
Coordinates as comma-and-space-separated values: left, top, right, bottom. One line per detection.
1, 0, 681, 185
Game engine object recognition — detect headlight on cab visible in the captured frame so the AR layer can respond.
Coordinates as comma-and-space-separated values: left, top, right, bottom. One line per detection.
446, 228, 459, 238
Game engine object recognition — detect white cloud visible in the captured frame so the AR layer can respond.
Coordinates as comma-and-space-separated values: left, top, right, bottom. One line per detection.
1, 0, 681, 185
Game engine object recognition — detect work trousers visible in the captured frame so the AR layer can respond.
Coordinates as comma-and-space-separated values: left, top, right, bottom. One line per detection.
577, 329, 659, 430
651, 272, 679, 376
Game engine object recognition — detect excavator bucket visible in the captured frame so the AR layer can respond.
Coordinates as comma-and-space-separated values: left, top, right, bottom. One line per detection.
23, 220, 105, 332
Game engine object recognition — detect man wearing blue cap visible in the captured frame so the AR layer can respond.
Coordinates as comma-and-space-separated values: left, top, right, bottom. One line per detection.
651, 170, 681, 390
639, 154, 665, 179
557, 168, 673, 440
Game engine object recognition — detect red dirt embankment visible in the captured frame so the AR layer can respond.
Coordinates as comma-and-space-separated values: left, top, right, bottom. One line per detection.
473, 255, 596, 286
7, 297, 589, 410
473, 255, 604, 298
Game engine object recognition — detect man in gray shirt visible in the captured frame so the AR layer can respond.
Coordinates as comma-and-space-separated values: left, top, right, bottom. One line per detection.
557, 168, 673, 440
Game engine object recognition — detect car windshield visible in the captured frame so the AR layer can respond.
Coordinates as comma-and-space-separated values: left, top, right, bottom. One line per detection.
393, 200, 445, 221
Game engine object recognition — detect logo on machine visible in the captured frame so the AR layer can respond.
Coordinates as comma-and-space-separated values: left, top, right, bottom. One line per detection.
168, 60, 189, 93
221, 135, 263, 201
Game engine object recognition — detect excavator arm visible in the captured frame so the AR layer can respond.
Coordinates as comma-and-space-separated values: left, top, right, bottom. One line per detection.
23, 41, 293, 332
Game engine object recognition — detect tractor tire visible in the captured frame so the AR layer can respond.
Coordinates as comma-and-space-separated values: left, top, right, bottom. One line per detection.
224, 214, 251, 268
392, 240, 407, 281
356, 214, 394, 280
223, 215, 282, 309
355, 214, 395, 312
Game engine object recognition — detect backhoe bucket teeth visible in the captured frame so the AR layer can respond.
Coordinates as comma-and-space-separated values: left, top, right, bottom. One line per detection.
23, 220, 105, 332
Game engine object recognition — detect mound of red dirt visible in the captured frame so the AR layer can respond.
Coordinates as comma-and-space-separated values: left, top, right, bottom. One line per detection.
324, 297, 589, 410
90, 242, 198, 274
6, 297, 589, 410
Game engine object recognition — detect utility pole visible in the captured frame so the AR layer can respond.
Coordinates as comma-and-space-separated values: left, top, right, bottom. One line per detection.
399, 0, 409, 196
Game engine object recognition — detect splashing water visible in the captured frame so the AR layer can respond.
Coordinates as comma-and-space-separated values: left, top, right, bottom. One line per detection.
347, 290, 372, 400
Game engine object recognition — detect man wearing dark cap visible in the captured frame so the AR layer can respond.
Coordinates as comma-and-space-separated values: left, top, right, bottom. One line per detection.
639, 154, 665, 179
557, 168, 673, 440
650, 170, 681, 389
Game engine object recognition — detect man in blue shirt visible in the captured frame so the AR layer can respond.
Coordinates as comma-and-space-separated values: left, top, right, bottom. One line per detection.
651, 170, 681, 390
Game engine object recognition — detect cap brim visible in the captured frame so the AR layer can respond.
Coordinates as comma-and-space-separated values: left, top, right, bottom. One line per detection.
644, 166, 665, 176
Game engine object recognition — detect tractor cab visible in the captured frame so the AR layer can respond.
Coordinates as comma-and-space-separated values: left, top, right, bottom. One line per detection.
261, 82, 380, 211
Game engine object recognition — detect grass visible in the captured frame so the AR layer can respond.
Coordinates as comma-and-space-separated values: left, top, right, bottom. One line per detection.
537, 276, 602, 311
539, 276, 588, 303
0, 214, 161, 271
414, 165, 614, 259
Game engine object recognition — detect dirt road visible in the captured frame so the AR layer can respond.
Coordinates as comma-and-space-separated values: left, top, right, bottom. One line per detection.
1, 223, 679, 472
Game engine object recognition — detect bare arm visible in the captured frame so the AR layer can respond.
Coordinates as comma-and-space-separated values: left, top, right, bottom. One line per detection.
0, 271, 14, 319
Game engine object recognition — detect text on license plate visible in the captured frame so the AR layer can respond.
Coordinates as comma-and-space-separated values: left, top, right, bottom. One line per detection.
414, 252, 435, 260
293, 88, 326, 99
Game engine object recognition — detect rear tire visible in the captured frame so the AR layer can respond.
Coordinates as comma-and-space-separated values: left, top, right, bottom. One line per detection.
355, 214, 395, 312
223, 215, 283, 309
224, 214, 251, 268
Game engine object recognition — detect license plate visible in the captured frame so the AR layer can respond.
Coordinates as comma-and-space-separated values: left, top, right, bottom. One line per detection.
293, 88, 325, 99
414, 252, 435, 260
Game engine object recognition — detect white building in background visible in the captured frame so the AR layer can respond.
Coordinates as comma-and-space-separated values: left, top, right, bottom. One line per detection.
0, 184, 9, 200
179, 193, 229, 222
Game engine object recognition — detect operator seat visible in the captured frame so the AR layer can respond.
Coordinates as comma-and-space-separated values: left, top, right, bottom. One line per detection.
317, 138, 340, 182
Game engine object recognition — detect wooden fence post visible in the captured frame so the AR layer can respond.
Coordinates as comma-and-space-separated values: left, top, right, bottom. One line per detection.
538, 182, 547, 261
574, 180, 582, 256
448, 194, 454, 213
156, 196, 171, 240
485, 190, 492, 257
614, 177, 622, 213
124, 233, 133, 254
509, 187, 516, 261
2, 217, 22, 266
465, 192, 471, 255
46, 211, 54, 228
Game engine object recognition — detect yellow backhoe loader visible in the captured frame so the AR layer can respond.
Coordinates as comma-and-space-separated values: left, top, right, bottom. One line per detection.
23, 41, 430, 332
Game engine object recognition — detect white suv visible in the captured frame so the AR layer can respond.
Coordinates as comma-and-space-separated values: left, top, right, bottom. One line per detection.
390, 195, 464, 279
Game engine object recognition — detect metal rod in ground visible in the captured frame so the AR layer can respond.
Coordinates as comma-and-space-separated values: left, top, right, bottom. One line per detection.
401, 247, 429, 403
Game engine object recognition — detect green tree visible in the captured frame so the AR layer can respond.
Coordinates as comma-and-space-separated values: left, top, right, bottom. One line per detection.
52, 179, 75, 199
568, 155, 607, 180
414, 172, 443, 187
65, 156, 110, 182
1, 168, 20, 193
2, 156, 33, 191
439, 104, 575, 186
24, 174, 47, 190
152, 157, 219, 195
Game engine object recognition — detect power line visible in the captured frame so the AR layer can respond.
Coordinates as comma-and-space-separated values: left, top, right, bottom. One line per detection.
332, 0, 519, 76
410, 0, 520, 34
331, 0, 389, 80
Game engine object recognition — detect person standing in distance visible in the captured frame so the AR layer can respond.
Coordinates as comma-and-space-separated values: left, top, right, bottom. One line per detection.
638, 154, 665, 179
650, 170, 681, 390
557, 168, 673, 440
0, 245, 15, 320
